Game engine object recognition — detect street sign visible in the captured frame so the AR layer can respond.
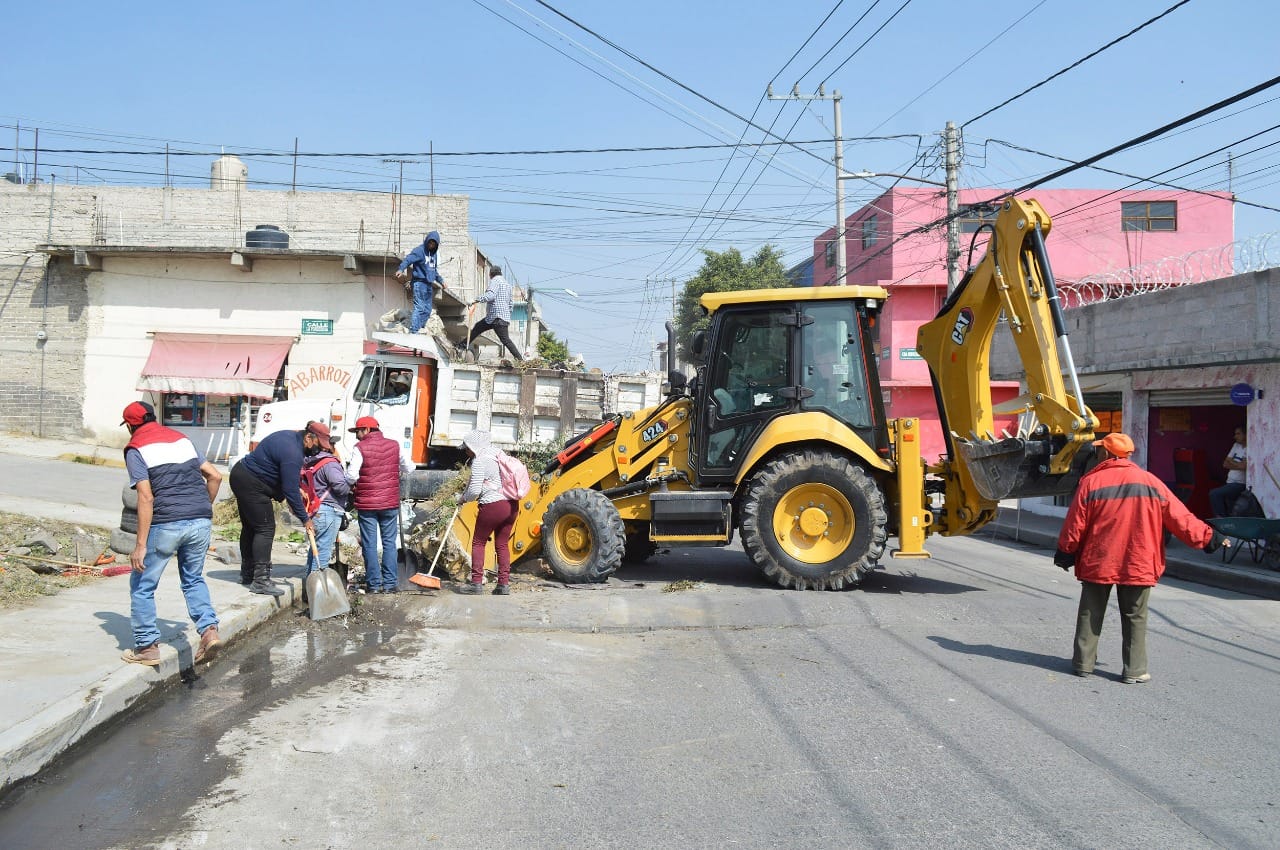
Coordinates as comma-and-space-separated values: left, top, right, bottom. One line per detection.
1230, 382, 1254, 405
899, 347, 923, 360
301, 318, 333, 336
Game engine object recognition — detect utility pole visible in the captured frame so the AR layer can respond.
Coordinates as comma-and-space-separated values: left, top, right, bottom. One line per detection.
769, 84, 844, 286
944, 121, 961, 294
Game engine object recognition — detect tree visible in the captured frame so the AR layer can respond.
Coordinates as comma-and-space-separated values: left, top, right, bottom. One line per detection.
537, 330, 570, 365
675, 245, 790, 358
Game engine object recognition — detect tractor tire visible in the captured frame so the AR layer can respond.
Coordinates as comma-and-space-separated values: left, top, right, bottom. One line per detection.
543, 488, 626, 583
739, 449, 887, 590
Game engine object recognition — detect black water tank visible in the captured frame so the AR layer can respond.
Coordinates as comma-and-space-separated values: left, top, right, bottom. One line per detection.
245, 224, 289, 249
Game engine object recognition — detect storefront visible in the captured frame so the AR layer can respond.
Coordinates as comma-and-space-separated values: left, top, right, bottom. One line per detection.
135, 332, 295, 461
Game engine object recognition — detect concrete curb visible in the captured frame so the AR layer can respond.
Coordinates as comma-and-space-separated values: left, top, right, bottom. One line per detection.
0, 576, 305, 795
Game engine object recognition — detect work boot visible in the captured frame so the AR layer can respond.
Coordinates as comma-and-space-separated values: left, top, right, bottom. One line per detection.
457, 582, 483, 595
249, 564, 284, 597
492, 583, 511, 596
122, 642, 161, 667
195, 626, 222, 664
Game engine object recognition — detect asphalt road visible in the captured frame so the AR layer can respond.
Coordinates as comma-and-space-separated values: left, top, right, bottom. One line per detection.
0, 452, 126, 528
1, 535, 1277, 850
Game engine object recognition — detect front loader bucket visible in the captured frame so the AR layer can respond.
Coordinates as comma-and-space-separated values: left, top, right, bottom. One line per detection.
954, 436, 1092, 502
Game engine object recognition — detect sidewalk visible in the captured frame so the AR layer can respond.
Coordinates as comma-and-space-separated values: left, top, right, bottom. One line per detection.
0, 433, 310, 795
985, 506, 1280, 600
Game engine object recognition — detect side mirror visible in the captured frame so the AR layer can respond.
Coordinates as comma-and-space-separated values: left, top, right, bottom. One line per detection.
664, 371, 688, 396
689, 331, 707, 363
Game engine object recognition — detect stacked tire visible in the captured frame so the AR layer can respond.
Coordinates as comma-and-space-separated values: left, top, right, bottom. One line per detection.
111, 484, 139, 555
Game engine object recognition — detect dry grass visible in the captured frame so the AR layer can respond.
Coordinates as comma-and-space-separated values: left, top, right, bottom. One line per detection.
0, 512, 115, 609
662, 579, 702, 593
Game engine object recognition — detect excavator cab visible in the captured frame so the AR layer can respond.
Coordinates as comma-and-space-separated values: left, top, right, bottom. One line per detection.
690, 292, 890, 485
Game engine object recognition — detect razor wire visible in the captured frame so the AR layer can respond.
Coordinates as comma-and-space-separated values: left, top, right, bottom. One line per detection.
1059, 230, 1280, 306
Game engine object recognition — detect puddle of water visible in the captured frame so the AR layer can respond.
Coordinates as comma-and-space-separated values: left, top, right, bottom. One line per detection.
0, 602, 416, 850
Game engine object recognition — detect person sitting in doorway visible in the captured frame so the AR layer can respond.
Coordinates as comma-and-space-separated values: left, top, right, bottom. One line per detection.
1209, 426, 1247, 517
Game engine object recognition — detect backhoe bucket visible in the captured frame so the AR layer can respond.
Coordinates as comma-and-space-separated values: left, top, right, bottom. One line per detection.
954, 436, 1091, 502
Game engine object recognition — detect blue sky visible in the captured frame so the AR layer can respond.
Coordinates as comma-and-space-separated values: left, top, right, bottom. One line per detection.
5, 1, 1278, 370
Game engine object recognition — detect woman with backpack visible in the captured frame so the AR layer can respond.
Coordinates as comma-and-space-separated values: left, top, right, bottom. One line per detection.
301, 443, 350, 578
458, 429, 524, 596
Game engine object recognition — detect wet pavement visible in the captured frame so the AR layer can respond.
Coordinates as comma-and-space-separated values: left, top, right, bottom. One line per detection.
0, 598, 416, 850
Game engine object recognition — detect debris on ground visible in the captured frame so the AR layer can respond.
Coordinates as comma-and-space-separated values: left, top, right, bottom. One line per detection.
663, 579, 703, 593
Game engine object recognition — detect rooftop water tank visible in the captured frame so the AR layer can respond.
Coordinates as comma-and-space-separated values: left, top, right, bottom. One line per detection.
245, 224, 289, 249
211, 155, 247, 191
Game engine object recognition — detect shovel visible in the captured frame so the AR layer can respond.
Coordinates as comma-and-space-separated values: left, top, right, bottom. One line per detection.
304, 526, 351, 621
410, 504, 460, 590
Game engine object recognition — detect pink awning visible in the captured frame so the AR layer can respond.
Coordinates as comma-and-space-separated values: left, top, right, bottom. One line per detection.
137, 333, 293, 399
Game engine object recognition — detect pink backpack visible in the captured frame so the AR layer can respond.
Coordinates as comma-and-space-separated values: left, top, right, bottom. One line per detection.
496, 451, 531, 500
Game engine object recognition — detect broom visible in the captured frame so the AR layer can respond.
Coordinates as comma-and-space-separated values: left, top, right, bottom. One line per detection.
409, 504, 461, 590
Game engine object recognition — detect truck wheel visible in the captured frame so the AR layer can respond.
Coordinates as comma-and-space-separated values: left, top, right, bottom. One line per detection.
543, 489, 625, 583
740, 450, 887, 590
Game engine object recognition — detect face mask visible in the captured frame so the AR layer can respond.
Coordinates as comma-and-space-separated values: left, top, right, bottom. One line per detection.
304, 441, 322, 457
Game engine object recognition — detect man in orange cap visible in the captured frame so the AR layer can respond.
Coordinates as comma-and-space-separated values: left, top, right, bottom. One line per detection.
1056, 432, 1229, 683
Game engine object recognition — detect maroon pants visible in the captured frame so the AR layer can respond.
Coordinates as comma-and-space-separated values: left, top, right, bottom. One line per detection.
471, 499, 518, 584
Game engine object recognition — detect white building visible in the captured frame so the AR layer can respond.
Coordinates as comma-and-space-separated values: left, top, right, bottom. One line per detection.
0, 155, 544, 458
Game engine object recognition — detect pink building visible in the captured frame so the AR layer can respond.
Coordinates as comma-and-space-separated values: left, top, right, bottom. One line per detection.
813, 188, 1235, 464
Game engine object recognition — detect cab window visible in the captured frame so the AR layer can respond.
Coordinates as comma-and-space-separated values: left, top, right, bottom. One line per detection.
801, 302, 872, 429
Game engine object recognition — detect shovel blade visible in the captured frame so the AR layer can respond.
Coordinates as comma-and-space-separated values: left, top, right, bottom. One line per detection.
306, 568, 351, 621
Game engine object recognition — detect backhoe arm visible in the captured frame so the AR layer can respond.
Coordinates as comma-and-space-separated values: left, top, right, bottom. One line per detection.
915, 197, 1096, 535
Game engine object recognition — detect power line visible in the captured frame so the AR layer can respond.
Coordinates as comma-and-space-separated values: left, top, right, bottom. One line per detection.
962, 0, 1194, 127
528, 0, 836, 169
848, 74, 1280, 275
12, 137, 915, 158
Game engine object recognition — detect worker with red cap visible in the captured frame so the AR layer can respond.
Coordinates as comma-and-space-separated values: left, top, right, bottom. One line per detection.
344, 416, 412, 593
1056, 432, 1229, 683
120, 400, 224, 667
230, 421, 330, 596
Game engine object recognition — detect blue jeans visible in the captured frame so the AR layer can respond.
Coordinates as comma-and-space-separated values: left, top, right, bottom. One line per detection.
130, 517, 217, 649
409, 280, 434, 332
358, 508, 399, 589
305, 504, 343, 575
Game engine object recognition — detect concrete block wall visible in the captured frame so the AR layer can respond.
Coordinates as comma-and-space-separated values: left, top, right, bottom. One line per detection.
992, 268, 1280, 379
0, 256, 89, 437
0, 181, 479, 441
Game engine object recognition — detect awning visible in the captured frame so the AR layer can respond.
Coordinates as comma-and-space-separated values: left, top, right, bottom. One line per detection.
137, 333, 294, 399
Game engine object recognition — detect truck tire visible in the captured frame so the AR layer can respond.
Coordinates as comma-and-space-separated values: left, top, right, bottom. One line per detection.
401, 469, 455, 501
739, 449, 887, 590
110, 528, 137, 556
120, 507, 139, 534
121, 483, 138, 510
543, 488, 626, 583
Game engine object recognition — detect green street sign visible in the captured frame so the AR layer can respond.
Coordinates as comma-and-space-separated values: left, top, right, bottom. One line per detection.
899, 347, 923, 360
301, 318, 333, 335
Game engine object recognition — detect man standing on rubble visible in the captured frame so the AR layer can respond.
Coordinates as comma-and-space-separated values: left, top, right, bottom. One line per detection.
465, 265, 524, 363
395, 230, 445, 334
120, 401, 224, 667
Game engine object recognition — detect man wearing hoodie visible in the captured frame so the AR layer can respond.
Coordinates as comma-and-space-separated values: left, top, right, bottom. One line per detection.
1055, 432, 1228, 683
395, 230, 445, 334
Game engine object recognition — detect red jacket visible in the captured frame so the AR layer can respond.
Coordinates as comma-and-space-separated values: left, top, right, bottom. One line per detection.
1057, 457, 1214, 586
351, 431, 402, 511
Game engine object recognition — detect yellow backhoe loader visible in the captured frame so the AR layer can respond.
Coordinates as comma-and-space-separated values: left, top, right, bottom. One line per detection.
452, 197, 1098, 589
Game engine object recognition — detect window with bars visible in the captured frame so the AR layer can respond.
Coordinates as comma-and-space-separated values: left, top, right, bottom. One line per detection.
1121, 201, 1177, 231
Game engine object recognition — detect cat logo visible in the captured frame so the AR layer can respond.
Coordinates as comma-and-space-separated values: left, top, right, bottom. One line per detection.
641, 420, 668, 444
950, 307, 975, 346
